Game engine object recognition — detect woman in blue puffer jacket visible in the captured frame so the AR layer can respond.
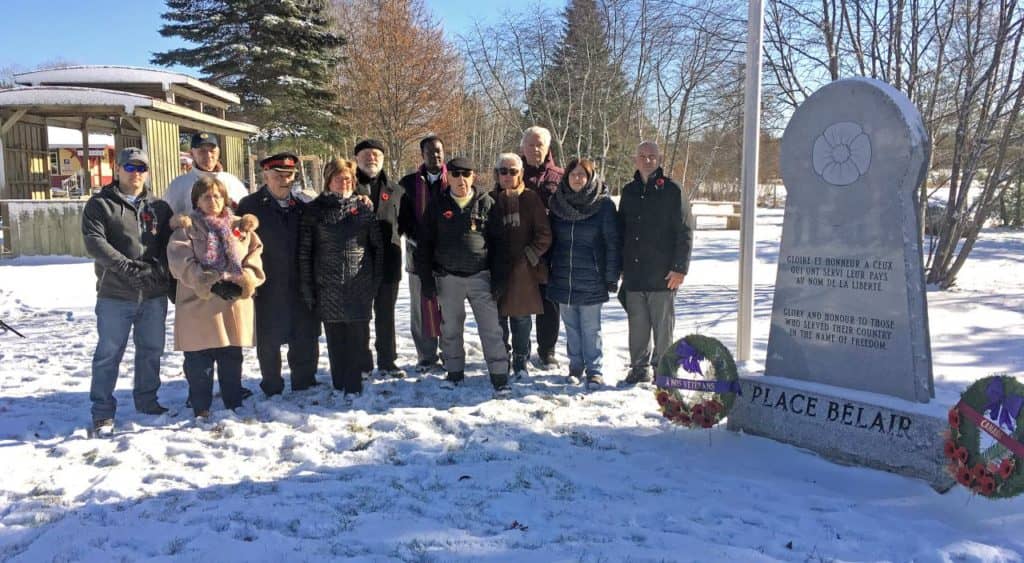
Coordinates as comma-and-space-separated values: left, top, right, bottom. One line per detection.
546, 158, 621, 390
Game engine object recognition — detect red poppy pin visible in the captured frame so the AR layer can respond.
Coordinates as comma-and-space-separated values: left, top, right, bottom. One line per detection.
232, 227, 242, 239
381, 192, 390, 201
350, 207, 359, 215
141, 211, 153, 223
288, 198, 297, 207
443, 210, 454, 219
655, 178, 665, 187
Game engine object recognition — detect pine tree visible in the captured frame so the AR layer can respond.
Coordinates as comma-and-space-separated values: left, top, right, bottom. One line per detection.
526, 0, 632, 185
151, 0, 346, 144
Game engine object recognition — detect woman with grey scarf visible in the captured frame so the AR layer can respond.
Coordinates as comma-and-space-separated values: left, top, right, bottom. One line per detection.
545, 158, 622, 390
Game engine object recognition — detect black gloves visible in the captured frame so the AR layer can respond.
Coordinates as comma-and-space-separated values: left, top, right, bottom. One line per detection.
211, 280, 243, 301
119, 260, 152, 290
607, 281, 618, 293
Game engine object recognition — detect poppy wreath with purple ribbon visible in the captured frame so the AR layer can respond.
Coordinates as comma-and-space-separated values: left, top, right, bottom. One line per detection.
944, 375, 1024, 498
654, 334, 740, 429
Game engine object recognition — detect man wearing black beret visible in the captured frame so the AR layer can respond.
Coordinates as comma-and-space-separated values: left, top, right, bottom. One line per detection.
236, 152, 322, 396
354, 139, 407, 379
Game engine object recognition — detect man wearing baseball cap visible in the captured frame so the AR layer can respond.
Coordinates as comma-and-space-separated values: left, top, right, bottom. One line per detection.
81, 147, 175, 435
236, 152, 321, 396
164, 131, 250, 215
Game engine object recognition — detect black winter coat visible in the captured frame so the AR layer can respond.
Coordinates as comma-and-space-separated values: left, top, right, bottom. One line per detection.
237, 186, 320, 345
81, 183, 173, 301
398, 167, 445, 272
546, 198, 622, 306
618, 168, 695, 292
414, 188, 496, 292
356, 170, 404, 283
298, 192, 382, 323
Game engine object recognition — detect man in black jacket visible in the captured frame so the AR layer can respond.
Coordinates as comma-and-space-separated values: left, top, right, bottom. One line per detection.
354, 139, 406, 378
81, 148, 173, 435
618, 141, 695, 386
397, 136, 446, 373
236, 153, 321, 397
414, 157, 510, 393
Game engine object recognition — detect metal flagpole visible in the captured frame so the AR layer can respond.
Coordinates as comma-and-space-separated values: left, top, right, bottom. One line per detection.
737, 0, 764, 361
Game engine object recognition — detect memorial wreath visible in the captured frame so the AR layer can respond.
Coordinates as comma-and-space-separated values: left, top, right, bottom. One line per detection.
945, 375, 1024, 498
654, 334, 741, 428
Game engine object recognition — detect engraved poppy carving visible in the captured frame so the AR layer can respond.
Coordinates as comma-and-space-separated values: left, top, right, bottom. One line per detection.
812, 122, 871, 186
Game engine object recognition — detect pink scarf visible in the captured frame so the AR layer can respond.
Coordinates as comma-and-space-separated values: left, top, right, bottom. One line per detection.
199, 211, 243, 277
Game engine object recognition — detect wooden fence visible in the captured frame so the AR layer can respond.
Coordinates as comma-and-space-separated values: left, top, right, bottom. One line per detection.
1, 199, 88, 257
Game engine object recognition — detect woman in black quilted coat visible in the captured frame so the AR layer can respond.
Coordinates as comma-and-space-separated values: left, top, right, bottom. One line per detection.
298, 158, 382, 398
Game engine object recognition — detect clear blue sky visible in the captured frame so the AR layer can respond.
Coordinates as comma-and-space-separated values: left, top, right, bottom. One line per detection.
1, 0, 566, 74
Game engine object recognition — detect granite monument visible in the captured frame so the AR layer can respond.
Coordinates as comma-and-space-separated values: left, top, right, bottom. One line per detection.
728, 78, 951, 489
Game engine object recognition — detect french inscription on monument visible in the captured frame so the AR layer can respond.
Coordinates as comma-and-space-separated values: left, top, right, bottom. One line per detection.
765, 77, 934, 403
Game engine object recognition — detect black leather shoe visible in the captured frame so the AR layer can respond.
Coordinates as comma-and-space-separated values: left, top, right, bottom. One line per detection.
138, 404, 169, 416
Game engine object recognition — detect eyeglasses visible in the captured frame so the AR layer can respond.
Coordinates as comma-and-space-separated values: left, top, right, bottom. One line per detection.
123, 163, 148, 173
449, 170, 473, 178
496, 167, 520, 176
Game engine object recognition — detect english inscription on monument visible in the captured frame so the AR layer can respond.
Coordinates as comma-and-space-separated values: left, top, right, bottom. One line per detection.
728, 78, 949, 489
765, 77, 934, 403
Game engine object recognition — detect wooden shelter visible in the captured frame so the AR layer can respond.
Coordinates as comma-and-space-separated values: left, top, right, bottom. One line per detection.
0, 66, 258, 256
0, 65, 258, 199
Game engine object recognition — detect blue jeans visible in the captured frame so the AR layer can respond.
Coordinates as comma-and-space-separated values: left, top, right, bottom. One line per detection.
90, 296, 168, 421
500, 315, 532, 360
560, 303, 603, 375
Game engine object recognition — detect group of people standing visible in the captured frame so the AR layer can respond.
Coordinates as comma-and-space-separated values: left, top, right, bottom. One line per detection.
80, 126, 693, 435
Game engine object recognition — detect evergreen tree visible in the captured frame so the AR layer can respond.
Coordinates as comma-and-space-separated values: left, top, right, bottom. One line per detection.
152, 0, 346, 145
526, 0, 632, 186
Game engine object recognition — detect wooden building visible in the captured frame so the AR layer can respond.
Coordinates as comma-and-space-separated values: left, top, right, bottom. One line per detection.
0, 66, 258, 256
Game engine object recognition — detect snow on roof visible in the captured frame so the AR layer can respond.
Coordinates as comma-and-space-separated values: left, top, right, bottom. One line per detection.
47, 126, 114, 148
14, 65, 240, 105
0, 86, 153, 113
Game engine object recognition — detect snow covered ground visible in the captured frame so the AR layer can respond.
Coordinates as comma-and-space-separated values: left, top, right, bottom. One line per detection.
1, 209, 1021, 562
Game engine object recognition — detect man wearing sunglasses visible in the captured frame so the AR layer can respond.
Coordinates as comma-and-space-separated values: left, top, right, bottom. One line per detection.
81, 147, 175, 436
164, 132, 249, 215
519, 126, 564, 370
414, 157, 510, 395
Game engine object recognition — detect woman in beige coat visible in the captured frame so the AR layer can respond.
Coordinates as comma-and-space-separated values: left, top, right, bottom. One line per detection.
168, 176, 265, 418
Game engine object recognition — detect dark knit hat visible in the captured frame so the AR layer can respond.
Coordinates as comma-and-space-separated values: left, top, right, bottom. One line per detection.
446, 156, 475, 172
354, 139, 385, 155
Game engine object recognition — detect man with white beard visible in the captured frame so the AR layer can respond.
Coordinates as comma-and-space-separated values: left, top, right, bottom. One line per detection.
354, 139, 407, 379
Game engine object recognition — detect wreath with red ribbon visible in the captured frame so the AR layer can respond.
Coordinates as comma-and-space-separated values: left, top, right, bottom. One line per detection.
654, 334, 741, 428
945, 375, 1023, 498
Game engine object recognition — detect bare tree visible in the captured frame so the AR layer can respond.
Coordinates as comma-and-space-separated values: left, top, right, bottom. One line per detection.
333, 0, 463, 176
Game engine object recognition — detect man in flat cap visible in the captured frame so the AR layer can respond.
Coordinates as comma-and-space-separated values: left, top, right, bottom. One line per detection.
354, 139, 406, 378
414, 157, 510, 395
164, 131, 249, 215
236, 153, 321, 397
81, 147, 175, 435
